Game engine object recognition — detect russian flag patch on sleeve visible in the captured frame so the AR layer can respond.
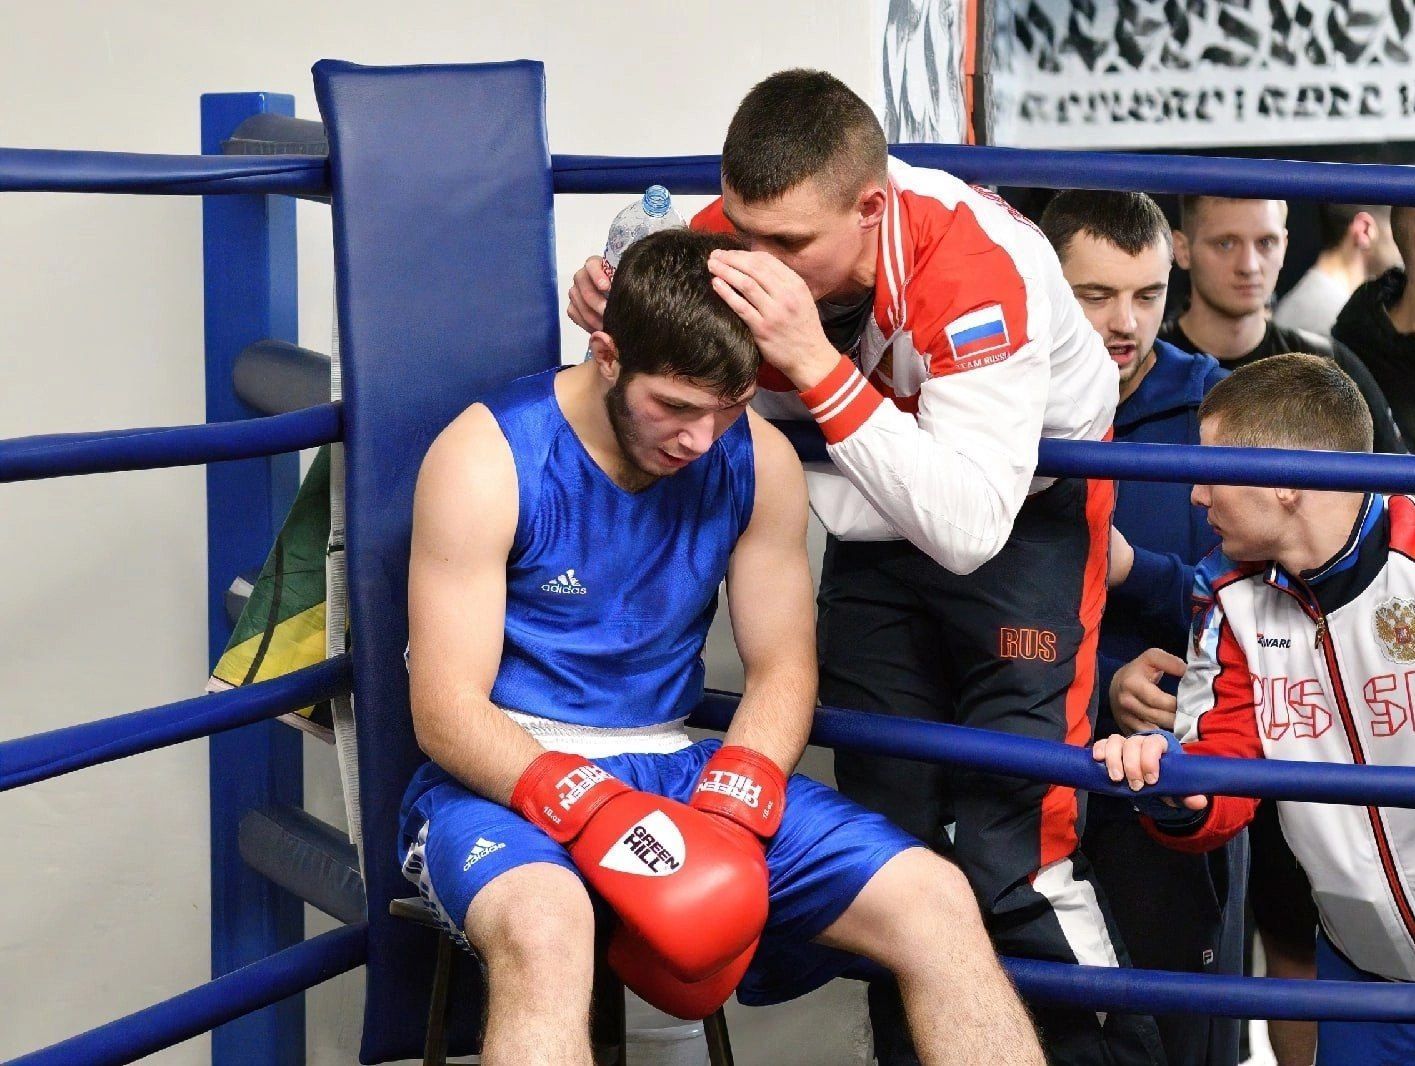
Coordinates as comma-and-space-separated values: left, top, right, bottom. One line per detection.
944, 305, 1012, 369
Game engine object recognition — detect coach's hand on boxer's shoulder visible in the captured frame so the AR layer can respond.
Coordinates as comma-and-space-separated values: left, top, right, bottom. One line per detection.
707, 248, 839, 391
1108, 647, 1186, 735
1107, 525, 1136, 588
568, 254, 611, 332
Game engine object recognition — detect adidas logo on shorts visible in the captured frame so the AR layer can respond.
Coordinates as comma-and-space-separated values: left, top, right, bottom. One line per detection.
541, 568, 588, 595
462, 837, 506, 871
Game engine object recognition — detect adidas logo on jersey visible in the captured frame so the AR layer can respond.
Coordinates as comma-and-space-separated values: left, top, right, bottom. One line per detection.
542, 568, 588, 595
462, 837, 506, 871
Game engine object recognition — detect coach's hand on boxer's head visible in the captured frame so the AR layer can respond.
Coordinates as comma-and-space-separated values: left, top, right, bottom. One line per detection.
707, 249, 839, 391
1091, 732, 1208, 811
1108, 647, 1186, 735
1107, 526, 1135, 588
568, 255, 611, 333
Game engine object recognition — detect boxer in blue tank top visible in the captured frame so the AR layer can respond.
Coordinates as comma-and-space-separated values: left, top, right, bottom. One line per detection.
398, 229, 1042, 1065
484, 359, 755, 731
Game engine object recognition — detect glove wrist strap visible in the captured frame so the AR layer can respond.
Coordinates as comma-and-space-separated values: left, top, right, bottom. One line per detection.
511, 751, 629, 843
690, 745, 786, 840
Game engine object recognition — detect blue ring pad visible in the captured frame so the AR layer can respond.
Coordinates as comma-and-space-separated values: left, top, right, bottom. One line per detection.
313, 58, 563, 1064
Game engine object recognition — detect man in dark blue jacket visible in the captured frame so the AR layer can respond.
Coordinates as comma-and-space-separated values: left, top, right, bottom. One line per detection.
1042, 191, 1245, 1066
1101, 347, 1225, 704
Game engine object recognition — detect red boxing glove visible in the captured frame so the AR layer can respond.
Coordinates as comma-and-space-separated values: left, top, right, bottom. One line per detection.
510, 750, 630, 843
609, 924, 757, 1020
690, 745, 787, 842
512, 751, 768, 981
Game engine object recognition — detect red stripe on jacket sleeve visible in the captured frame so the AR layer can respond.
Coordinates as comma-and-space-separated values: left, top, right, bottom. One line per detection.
691, 199, 733, 234
797, 355, 885, 444
1388, 495, 1415, 557
898, 199, 1030, 378
1142, 618, 1263, 854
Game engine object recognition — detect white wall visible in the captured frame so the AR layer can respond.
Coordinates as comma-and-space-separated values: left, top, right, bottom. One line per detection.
0, 4, 879, 1062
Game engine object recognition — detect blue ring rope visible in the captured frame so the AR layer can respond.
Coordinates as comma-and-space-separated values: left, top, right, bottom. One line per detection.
1041, 438, 1415, 493
6, 143, 1415, 204
0, 402, 341, 483
1006, 958, 1415, 1022
7, 409, 1410, 492
0, 147, 328, 196
550, 145, 1415, 201
6, 923, 367, 1066
771, 420, 1415, 493
0, 655, 352, 792
690, 693, 1415, 810
7, 930, 1411, 1066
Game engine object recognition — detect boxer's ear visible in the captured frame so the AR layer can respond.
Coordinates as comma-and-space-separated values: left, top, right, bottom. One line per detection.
589, 332, 621, 383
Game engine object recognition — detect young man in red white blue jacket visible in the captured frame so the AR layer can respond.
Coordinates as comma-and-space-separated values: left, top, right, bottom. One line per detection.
1095, 353, 1415, 1064
569, 69, 1158, 1066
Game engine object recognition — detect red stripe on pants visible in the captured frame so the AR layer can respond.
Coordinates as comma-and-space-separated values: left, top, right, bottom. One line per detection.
1038, 465, 1114, 869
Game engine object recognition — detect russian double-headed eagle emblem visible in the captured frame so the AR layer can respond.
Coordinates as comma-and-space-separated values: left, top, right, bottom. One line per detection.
1374, 597, 1415, 664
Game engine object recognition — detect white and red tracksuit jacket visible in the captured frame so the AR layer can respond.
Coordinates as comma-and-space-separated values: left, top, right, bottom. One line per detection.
694, 157, 1117, 575
1155, 494, 1415, 981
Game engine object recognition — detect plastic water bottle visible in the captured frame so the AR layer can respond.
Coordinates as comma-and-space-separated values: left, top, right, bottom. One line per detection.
603, 184, 685, 279
581, 185, 686, 361
625, 990, 708, 1066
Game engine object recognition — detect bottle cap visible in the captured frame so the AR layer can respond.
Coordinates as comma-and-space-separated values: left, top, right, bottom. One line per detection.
642, 185, 672, 217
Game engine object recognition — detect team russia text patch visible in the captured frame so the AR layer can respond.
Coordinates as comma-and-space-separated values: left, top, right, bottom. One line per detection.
944, 305, 1012, 369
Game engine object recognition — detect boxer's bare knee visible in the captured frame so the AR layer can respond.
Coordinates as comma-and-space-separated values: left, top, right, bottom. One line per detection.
467, 863, 595, 985
816, 848, 986, 970
892, 849, 980, 925
882, 851, 990, 974
468, 864, 595, 1063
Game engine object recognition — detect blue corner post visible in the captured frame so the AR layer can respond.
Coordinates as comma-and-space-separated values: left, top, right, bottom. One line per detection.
201, 92, 305, 1066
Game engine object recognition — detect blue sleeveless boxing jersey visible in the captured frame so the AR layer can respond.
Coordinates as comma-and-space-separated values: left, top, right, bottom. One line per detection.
483, 368, 755, 728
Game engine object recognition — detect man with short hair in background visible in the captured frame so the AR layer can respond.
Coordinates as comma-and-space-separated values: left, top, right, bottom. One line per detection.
1274, 203, 1400, 336
1160, 195, 1403, 454
1041, 189, 1243, 1066
1333, 204, 1415, 447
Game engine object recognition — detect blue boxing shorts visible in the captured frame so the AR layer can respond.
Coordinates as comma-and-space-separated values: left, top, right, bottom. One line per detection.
398, 738, 920, 1006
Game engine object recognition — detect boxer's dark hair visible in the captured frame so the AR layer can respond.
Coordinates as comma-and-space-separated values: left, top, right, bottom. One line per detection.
1041, 190, 1172, 260
722, 69, 888, 208
602, 229, 760, 399
1199, 353, 1373, 453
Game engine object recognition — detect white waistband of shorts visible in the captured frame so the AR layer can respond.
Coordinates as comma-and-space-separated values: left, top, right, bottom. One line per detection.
504, 710, 694, 758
